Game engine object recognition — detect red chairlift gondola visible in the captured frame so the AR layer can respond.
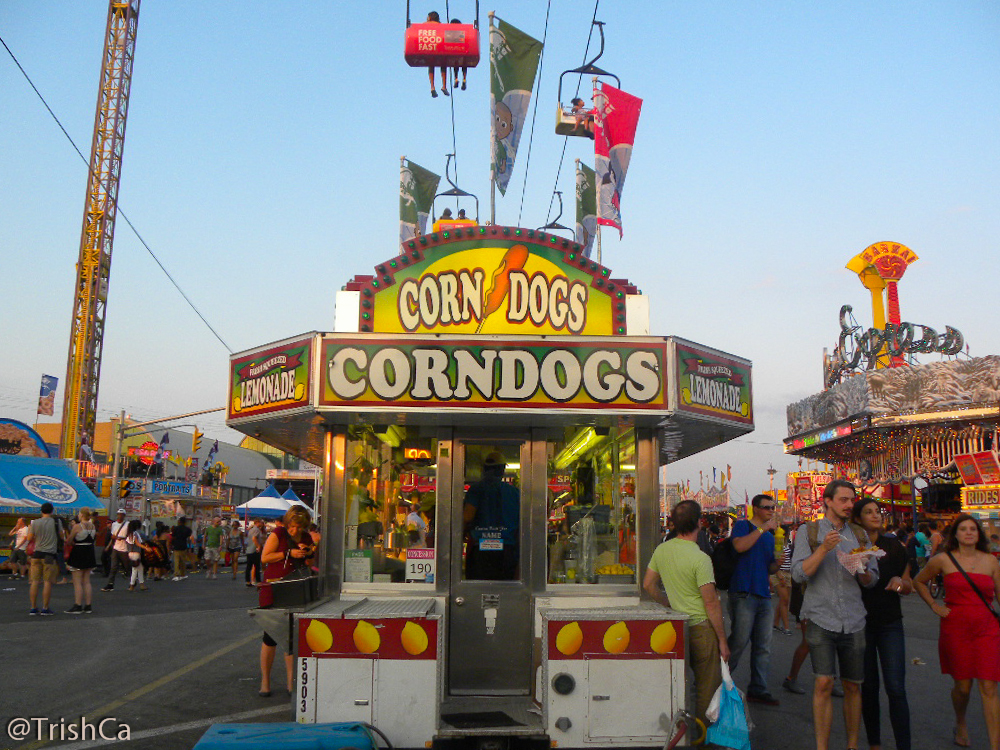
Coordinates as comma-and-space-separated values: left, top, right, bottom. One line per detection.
404, 0, 481, 69
556, 21, 620, 138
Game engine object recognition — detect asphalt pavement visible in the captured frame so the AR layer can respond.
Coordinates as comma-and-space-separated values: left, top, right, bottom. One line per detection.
0, 571, 988, 749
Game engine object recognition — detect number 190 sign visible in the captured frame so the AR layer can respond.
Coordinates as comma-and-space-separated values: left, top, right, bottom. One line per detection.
405, 548, 436, 583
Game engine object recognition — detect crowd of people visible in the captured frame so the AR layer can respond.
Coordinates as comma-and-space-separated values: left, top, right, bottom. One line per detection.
6, 507, 288, 615
647, 482, 1000, 750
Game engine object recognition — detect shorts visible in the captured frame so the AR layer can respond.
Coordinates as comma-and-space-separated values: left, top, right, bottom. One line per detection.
204, 547, 222, 562
11, 549, 28, 565
29, 555, 59, 583
770, 571, 790, 589
805, 620, 865, 683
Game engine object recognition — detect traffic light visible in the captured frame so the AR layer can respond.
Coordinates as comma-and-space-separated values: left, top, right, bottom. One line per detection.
119, 480, 131, 498
192, 427, 203, 454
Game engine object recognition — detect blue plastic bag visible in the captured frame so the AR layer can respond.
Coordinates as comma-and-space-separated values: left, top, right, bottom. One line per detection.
705, 658, 752, 750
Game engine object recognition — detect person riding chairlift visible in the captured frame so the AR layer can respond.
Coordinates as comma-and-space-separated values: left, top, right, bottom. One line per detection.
426, 12, 449, 98
570, 98, 595, 139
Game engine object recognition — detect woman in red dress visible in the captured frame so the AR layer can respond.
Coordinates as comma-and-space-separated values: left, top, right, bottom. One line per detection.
257, 507, 315, 697
915, 513, 1000, 749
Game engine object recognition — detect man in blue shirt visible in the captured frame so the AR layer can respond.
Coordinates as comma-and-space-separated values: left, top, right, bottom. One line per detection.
728, 494, 781, 705
463, 452, 520, 580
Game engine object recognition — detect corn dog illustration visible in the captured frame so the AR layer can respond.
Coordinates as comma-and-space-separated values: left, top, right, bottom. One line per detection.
476, 244, 529, 333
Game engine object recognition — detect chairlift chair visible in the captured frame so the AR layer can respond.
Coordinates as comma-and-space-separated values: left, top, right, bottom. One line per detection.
405, 0, 481, 69
431, 153, 479, 234
538, 191, 574, 236
555, 21, 620, 137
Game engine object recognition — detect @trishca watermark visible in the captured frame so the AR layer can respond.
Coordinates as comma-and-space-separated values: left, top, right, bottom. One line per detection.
7, 716, 131, 742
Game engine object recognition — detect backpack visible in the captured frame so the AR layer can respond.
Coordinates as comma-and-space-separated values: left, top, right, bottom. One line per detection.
711, 536, 741, 591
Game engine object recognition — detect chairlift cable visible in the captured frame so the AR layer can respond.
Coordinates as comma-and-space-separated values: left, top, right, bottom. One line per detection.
516, 0, 553, 226
0, 33, 233, 354
544, 0, 601, 226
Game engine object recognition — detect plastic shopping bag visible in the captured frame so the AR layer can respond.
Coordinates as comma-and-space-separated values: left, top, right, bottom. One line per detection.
705, 658, 752, 750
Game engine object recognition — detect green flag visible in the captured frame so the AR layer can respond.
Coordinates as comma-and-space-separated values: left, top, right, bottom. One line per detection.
490, 18, 542, 196
575, 163, 597, 258
400, 159, 441, 244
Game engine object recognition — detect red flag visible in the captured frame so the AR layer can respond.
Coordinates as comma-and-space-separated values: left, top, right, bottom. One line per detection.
593, 83, 642, 237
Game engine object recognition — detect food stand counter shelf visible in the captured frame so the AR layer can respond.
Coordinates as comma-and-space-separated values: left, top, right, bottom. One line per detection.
295, 597, 442, 744
542, 605, 689, 747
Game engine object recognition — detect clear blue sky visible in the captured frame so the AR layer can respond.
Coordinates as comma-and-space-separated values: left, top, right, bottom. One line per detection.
2, 1, 997, 499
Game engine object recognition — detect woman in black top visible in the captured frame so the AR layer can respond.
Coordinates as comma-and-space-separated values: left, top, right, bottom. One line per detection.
852, 497, 913, 750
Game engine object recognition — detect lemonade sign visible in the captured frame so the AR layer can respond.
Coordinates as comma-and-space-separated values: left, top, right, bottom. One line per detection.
228, 337, 312, 420
675, 342, 753, 425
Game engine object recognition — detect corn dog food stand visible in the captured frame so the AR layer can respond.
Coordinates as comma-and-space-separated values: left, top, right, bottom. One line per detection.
227, 227, 754, 748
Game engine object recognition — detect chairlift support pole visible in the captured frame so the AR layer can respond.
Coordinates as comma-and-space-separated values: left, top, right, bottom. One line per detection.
593, 76, 602, 266
488, 11, 496, 224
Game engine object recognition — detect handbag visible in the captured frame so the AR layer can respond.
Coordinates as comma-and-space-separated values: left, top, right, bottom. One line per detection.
706, 658, 752, 750
259, 546, 318, 609
127, 534, 142, 564
946, 551, 1000, 622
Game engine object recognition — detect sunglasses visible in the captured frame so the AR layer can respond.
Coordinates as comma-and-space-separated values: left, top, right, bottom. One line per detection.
757, 505, 776, 511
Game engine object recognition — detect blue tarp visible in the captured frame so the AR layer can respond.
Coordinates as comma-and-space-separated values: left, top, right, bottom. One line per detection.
0, 455, 106, 516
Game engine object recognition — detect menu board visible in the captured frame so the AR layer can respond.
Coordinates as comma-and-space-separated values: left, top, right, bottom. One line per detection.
955, 454, 985, 485
973, 452, 1000, 485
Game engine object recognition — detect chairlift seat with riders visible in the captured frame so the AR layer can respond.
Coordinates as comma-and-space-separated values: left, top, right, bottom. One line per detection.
430, 153, 479, 234
555, 21, 620, 138
404, 1, 480, 69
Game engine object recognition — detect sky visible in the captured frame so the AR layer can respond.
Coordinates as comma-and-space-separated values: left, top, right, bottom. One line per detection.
2, 1, 998, 500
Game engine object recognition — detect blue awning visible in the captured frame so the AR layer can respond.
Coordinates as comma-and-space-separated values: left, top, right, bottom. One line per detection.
0, 455, 106, 516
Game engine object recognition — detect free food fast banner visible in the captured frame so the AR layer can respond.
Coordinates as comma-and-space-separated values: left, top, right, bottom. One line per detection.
320, 337, 667, 411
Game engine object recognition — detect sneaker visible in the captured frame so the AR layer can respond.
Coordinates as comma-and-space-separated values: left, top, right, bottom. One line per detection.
139, 584, 148, 591
39, 608, 55, 616
29, 608, 39, 616
441, 86, 449, 96
83, 605, 93, 614
101, 586, 114, 592
64, 604, 83, 614
172, 576, 181, 581
746, 692, 780, 706
461, 81, 466, 90
782, 678, 805, 695
831, 683, 844, 698
431, 89, 438, 98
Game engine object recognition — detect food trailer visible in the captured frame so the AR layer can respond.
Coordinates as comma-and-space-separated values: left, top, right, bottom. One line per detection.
226, 227, 754, 748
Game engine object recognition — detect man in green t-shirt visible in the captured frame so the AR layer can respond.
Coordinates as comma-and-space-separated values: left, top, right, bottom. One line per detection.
643, 500, 730, 728
203, 517, 225, 580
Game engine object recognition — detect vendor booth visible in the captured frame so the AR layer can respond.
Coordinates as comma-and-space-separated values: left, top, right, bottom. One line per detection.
0, 454, 106, 517
227, 228, 754, 748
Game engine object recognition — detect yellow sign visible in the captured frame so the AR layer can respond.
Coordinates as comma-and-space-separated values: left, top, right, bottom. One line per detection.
962, 485, 1000, 509
360, 230, 631, 336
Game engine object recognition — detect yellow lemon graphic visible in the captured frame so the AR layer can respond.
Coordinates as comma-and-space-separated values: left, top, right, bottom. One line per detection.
400, 621, 429, 655
353, 620, 380, 654
740, 401, 749, 417
231, 396, 241, 413
305, 619, 334, 653
681, 386, 692, 405
294, 382, 305, 401
603, 621, 630, 655
555, 621, 583, 656
650, 622, 677, 654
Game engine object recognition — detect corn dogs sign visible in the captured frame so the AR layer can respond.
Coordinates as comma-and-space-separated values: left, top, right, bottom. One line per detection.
359, 230, 630, 336
320, 337, 667, 411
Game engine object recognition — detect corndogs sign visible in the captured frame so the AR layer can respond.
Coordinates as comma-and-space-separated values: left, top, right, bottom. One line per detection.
320, 337, 667, 411
359, 229, 631, 336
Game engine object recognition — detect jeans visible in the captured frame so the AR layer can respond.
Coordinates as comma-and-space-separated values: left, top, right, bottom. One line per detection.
728, 591, 774, 695
862, 619, 911, 750
805, 620, 866, 682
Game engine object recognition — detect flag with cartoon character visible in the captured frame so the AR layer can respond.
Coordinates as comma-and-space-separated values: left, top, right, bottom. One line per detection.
399, 159, 441, 244
490, 17, 542, 196
593, 83, 643, 237
575, 162, 597, 258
